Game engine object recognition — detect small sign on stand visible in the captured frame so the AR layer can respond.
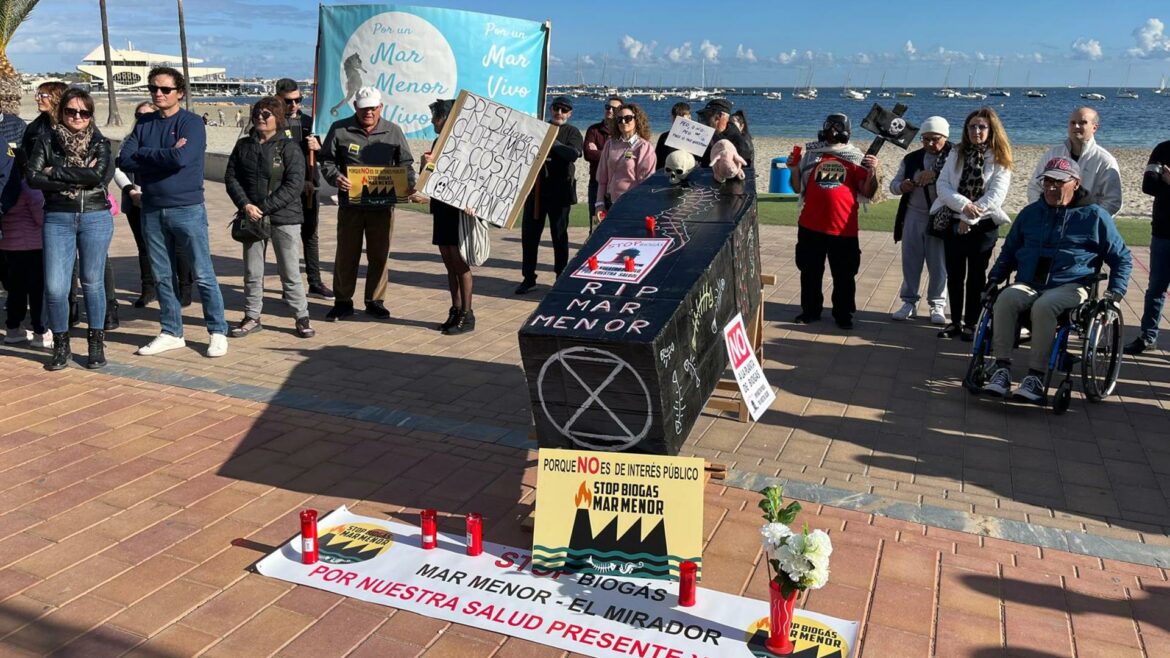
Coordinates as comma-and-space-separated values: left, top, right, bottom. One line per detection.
722, 312, 776, 421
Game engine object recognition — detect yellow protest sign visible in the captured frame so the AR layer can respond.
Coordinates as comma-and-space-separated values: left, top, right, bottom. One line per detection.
532, 448, 704, 580
348, 165, 409, 207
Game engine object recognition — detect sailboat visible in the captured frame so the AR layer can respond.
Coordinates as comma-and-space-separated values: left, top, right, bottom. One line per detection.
1023, 71, 1045, 98
933, 64, 959, 98
1080, 69, 1105, 100
1117, 65, 1139, 99
988, 58, 1010, 96
840, 71, 867, 100
876, 71, 892, 98
793, 65, 817, 100
1156, 75, 1168, 96
956, 72, 987, 100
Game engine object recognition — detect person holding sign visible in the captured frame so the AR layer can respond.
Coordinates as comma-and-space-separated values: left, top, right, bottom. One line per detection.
515, 95, 583, 295
318, 86, 416, 322
697, 99, 753, 168
654, 102, 690, 170
595, 104, 656, 213
224, 96, 315, 340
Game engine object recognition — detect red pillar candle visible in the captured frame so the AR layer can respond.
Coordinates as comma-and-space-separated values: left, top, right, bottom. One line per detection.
420, 509, 437, 549
598, 210, 607, 222
624, 257, 635, 272
645, 216, 656, 233
588, 255, 599, 271
300, 509, 318, 564
466, 513, 483, 556
678, 561, 697, 607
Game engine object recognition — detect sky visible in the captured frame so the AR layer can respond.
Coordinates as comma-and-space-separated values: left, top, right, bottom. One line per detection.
11, 1, 1170, 88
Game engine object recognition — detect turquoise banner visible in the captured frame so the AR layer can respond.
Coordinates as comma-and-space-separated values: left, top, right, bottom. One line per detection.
315, 4, 548, 139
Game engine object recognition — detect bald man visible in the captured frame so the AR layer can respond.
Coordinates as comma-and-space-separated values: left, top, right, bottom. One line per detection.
1027, 107, 1123, 216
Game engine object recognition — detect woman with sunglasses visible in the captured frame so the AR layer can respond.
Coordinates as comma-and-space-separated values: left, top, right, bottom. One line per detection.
22, 81, 67, 158
931, 107, 1013, 341
595, 103, 656, 213
26, 88, 114, 370
224, 96, 314, 339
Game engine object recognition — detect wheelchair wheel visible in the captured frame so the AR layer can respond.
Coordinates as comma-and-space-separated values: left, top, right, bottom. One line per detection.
1053, 380, 1072, 415
1081, 303, 1123, 402
963, 309, 994, 394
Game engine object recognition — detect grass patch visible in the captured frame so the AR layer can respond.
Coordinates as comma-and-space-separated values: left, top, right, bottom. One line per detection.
399, 194, 1153, 247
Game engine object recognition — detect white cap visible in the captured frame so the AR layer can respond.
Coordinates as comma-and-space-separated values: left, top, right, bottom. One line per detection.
920, 116, 949, 139
354, 86, 382, 109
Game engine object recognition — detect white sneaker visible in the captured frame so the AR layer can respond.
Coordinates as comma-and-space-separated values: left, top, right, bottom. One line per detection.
206, 333, 228, 358
137, 333, 186, 356
4, 329, 32, 344
929, 305, 947, 325
31, 331, 53, 349
892, 302, 916, 321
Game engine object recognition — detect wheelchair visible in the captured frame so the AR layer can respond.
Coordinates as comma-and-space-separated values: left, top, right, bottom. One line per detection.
963, 273, 1123, 414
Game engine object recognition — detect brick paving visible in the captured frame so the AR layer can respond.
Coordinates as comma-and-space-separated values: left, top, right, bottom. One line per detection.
0, 186, 1168, 656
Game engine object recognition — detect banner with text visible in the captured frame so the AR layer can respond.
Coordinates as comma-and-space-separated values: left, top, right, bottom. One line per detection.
532, 449, 704, 581
257, 507, 858, 658
418, 90, 557, 228
315, 5, 548, 138
723, 313, 775, 421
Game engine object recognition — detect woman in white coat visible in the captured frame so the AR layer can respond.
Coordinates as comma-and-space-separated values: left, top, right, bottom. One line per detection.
931, 107, 1013, 341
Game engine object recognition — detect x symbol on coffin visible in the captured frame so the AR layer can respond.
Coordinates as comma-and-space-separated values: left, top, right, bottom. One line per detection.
559, 355, 636, 441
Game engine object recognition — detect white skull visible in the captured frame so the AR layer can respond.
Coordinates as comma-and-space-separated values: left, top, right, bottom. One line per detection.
664, 150, 696, 185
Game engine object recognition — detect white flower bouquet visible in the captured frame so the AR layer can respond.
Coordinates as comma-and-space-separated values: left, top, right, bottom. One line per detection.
759, 485, 832, 597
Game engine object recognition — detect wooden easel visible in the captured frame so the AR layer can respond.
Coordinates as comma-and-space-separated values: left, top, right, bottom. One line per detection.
704, 274, 776, 423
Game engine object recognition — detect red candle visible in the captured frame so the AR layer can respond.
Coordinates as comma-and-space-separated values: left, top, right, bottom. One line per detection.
790, 145, 802, 162
678, 561, 697, 606
588, 255, 599, 271
300, 509, 318, 565
466, 513, 483, 556
420, 509, 437, 549
645, 216, 656, 234
624, 257, 635, 272
598, 210, 607, 222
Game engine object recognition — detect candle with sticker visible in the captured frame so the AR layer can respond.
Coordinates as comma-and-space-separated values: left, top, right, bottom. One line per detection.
624, 257, 635, 272
300, 509, 318, 564
420, 509, 437, 549
466, 513, 483, 556
588, 255, 599, 271
678, 561, 697, 606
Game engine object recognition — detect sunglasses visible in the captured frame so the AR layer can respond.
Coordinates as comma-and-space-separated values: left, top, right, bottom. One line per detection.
35, 92, 52, 100
283, 97, 303, 106
147, 84, 178, 95
1042, 177, 1074, 188
605, 105, 621, 112
253, 109, 275, 121
921, 135, 945, 144
968, 124, 990, 132
617, 115, 636, 123
551, 104, 571, 113
63, 108, 93, 119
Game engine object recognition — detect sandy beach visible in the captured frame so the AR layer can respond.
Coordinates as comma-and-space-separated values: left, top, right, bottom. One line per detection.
37, 96, 1156, 219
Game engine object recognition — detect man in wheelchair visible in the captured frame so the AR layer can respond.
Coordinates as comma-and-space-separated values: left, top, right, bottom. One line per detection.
981, 157, 1132, 401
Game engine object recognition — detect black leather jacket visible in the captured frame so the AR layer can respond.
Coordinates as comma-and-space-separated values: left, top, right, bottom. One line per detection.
26, 128, 113, 213
224, 131, 306, 226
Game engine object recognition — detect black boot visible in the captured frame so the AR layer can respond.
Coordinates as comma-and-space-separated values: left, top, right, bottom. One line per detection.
134, 285, 156, 308
46, 331, 70, 371
179, 285, 193, 307
86, 329, 106, 369
438, 306, 459, 331
443, 309, 476, 335
105, 301, 119, 331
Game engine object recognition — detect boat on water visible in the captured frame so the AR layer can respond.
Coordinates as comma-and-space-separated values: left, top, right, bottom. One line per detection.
1155, 76, 1168, 96
1117, 65, 1140, 99
1022, 71, 1045, 97
763, 90, 783, 100
933, 64, 960, 98
793, 65, 817, 100
1079, 69, 1105, 100
988, 58, 1010, 96
895, 90, 915, 98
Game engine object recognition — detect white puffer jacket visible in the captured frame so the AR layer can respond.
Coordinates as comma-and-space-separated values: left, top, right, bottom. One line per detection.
930, 147, 1012, 226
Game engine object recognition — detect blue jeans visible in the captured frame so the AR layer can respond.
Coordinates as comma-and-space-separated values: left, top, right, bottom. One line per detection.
142, 204, 227, 336
1140, 235, 1170, 342
42, 210, 113, 333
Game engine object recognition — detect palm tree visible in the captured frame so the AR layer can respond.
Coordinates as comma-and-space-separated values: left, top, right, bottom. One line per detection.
177, 0, 191, 111
0, 0, 40, 114
99, 0, 120, 126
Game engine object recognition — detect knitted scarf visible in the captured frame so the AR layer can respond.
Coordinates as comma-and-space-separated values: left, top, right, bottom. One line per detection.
52, 122, 94, 199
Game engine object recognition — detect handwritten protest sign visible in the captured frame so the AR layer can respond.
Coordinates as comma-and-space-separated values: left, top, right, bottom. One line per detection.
257, 506, 860, 658
419, 90, 557, 229
664, 116, 716, 157
347, 165, 409, 206
532, 449, 704, 581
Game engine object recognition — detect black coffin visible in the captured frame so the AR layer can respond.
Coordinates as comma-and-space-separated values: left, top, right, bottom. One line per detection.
517, 168, 760, 455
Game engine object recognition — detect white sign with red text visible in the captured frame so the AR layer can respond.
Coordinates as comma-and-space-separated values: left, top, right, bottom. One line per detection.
257, 507, 857, 658
723, 313, 775, 421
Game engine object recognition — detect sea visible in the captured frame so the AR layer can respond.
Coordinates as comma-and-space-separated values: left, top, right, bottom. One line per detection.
196, 87, 1167, 149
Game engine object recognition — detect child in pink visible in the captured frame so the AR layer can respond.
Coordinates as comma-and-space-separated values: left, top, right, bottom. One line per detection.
1, 181, 48, 346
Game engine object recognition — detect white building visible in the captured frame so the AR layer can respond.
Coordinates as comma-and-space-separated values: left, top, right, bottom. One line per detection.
77, 42, 226, 91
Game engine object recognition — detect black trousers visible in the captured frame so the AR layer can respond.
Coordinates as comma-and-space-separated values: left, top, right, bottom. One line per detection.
521, 201, 572, 282
126, 203, 194, 293
794, 226, 860, 322
4, 249, 45, 333
301, 192, 323, 287
943, 237, 994, 329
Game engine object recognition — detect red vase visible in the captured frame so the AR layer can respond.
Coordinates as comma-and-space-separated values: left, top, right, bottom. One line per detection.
765, 580, 798, 655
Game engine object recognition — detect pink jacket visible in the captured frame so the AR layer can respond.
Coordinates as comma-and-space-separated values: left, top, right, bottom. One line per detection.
595, 135, 657, 206
0, 183, 44, 252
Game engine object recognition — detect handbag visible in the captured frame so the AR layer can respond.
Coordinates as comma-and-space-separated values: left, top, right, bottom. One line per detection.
926, 207, 956, 238
230, 141, 284, 244
458, 211, 491, 267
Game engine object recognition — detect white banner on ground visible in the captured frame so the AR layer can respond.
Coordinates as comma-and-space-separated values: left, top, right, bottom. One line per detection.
723, 313, 775, 421
663, 117, 716, 158
257, 507, 857, 658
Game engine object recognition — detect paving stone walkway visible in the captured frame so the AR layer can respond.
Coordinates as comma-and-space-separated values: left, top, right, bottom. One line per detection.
0, 187, 1168, 656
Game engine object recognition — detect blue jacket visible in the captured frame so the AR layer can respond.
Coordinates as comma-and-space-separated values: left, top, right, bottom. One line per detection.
989, 189, 1132, 296
116, 109, 206, 210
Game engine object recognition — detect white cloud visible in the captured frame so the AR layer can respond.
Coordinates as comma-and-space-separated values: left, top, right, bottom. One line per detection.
775, 49, 799, 64
620, 35, 656, 61
581, 54, 596, 66
699, 40, 721, 63
1129, 18, 1170, 58
854, 52, 873, 65
1071, 37, 1104, 60
974, 51, 988, 62
666, 42, 693, 63
735, 44, 757, 63
904, 40, 917, 59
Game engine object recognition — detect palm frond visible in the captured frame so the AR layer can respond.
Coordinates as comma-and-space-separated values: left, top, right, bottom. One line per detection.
0, 0, 40, 45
